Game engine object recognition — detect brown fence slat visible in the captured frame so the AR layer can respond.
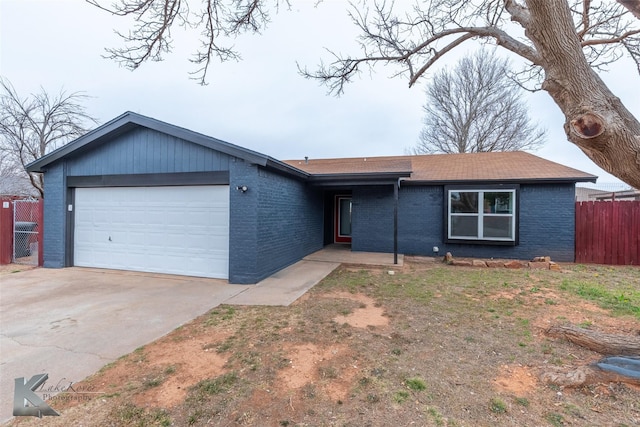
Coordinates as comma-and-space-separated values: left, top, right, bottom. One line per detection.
575, 201, 640, 265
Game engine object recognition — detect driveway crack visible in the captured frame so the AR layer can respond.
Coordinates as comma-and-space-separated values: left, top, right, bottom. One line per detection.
1, 333, 115, 362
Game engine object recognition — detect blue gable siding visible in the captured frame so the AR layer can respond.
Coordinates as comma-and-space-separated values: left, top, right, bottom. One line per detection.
355, 183, 576, 262
66, 128, 231, 176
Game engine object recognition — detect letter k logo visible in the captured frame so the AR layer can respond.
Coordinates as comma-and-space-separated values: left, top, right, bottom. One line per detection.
13, 374, 59, 417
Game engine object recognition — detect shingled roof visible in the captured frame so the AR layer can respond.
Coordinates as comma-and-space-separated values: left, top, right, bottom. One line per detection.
284, 151, 597, 183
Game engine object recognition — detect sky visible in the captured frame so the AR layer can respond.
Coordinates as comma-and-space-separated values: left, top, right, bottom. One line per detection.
1, 0, 639, 187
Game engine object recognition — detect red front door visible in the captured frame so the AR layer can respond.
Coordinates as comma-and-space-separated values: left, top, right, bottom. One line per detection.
334, 196, 352, 243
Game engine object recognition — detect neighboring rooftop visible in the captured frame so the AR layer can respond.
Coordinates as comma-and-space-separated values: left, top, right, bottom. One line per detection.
285, 151, 597, 183
576, 184, 640, 201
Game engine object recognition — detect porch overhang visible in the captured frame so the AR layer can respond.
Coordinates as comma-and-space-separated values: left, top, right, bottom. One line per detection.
307, 171, 412, 187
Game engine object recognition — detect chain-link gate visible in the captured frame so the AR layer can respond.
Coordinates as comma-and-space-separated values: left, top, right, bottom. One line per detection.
13, 199, 40, 265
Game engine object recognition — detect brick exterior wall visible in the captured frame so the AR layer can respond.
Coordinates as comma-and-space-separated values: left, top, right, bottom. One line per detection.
228, 161, 323, 284
228, 159, 260, 284
353, 183, 576, 262
255, 167, 323, 281
351, 185, 395, 253
42, 162, 67, 268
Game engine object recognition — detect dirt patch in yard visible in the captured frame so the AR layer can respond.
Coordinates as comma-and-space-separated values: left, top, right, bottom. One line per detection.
7, 261, 640, 427
493, 365, 538, 396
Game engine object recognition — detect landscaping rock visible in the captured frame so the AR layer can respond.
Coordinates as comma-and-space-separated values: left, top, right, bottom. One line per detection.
486, 260, 504, 268
444, 252, 454, 264
504, 260, 525, 269
451, 260, 473, 266
549, 262, 562, 271
529, 261, 550, 270
472, 260, 488, 267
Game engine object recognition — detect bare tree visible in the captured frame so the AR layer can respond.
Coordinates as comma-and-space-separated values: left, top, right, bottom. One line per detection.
414, 49, 545, 154
88, 0, 640, 187
0, 78, 98, 198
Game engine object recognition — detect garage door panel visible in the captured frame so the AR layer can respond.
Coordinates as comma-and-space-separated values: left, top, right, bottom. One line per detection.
74, 186, 229, 279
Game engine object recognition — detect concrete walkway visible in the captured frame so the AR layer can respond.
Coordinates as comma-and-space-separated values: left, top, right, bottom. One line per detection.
225, 260, 340, 306
226, 246, 403, 306
304, 244, 404, 267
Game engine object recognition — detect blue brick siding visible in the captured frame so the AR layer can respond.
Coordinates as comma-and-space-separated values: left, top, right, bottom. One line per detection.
228, 160, 324, 284
254, 168, 323, 281
42, 163, 67, 268
351, 186, 395, 253
354, 183, 576, 262
228, 159, 260, 284
518, 184, 575, 261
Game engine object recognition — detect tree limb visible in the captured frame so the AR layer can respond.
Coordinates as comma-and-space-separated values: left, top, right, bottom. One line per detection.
617, 0, 640, 19
546, 325, 640, 357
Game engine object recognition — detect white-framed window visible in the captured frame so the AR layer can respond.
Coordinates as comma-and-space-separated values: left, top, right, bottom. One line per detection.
446, 188, 517, 243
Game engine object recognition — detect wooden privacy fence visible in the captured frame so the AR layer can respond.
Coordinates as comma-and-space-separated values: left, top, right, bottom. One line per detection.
575, 201, 640, 265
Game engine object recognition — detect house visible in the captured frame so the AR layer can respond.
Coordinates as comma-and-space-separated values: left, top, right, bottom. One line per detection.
0, 172, 39, 198
27, 112, 597, 284
575, 185, 640, 201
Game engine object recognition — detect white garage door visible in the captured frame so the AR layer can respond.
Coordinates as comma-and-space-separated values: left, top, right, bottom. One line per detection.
74, 186, 229, 279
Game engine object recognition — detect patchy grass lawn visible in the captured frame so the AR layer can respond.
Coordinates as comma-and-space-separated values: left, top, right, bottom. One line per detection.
8, 259, 640, 426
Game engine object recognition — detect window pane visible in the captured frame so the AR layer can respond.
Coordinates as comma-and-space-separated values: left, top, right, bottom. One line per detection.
339, 198, 352, 236
483, 216, 513, 239
450, 192, 478, 213
483, 192, 513, 214
450, 216, 478, 238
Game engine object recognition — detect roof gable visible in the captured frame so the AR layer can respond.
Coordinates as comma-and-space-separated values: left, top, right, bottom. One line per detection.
26, 112, 295, 174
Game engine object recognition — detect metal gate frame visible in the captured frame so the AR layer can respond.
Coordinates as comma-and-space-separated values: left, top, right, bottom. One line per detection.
13, 199, 41, 265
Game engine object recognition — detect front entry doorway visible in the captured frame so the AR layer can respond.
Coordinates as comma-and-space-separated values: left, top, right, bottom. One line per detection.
334, 195, 352, 243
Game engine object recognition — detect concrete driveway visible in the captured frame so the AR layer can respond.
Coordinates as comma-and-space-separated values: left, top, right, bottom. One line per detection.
0, 267, 246, 422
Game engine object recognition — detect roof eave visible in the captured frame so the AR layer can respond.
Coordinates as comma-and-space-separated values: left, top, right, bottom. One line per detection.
402, 176, 598, 186
264, 158, 310, 180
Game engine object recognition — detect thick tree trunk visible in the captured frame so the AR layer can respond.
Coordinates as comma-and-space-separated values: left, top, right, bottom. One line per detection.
546, 325, 640, 356
618, 0, 640, 19
525, 0, 640, 189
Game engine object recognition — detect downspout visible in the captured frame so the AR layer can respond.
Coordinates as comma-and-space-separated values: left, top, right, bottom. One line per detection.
394, 178, 408, 265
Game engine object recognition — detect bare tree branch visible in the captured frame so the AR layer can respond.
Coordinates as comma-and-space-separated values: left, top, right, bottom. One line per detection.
0, 78, 98, 198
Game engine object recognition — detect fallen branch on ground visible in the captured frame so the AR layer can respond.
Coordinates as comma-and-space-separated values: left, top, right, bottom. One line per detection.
546, 325, 640, 357
542, 325, 640, 387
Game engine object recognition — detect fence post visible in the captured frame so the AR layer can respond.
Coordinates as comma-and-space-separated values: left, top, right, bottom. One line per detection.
0, 199, 14, 265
